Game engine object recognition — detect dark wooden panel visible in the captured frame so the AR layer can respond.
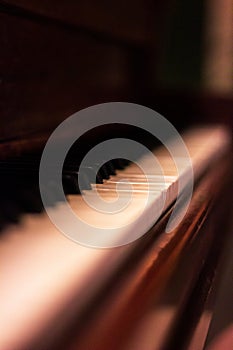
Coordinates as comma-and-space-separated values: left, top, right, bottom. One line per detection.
1, 0, 167, 46
0, 11, 135, 148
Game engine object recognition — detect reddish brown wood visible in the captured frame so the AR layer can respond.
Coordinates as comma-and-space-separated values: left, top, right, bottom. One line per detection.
1, 0, 167, 46
0, 11, 133, 146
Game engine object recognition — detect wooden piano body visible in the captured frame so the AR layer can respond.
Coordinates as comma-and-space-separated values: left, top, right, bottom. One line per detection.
0, 1, 232, 349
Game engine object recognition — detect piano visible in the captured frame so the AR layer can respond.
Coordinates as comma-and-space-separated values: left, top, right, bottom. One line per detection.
1, 1, 233, 349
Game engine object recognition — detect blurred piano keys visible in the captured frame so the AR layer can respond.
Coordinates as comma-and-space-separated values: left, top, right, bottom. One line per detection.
0, 126, 232, 350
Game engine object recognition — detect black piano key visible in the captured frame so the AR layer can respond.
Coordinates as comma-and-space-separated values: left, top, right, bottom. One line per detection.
0, 153, 134, 227
80, 166, 103, 186
98, 163, 110, 180
1, 200, 20, 223
105, 160, 116, 176
63, 169, 93, 193
18, 186, 43, 213
111, 158, 129, 170
63, 173, 81, 194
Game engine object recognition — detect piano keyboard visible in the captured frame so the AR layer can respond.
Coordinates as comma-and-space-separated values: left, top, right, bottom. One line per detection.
0, 125, 231, 350
64, 125, 230, 246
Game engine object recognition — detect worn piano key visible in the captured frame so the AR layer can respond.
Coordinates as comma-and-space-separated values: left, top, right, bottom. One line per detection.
92, 182, 169, 191
82, 189, 161, 196
111, 174, 177, 182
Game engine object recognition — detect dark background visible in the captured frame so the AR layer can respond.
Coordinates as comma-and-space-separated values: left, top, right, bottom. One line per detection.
0, 0, 232, 157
